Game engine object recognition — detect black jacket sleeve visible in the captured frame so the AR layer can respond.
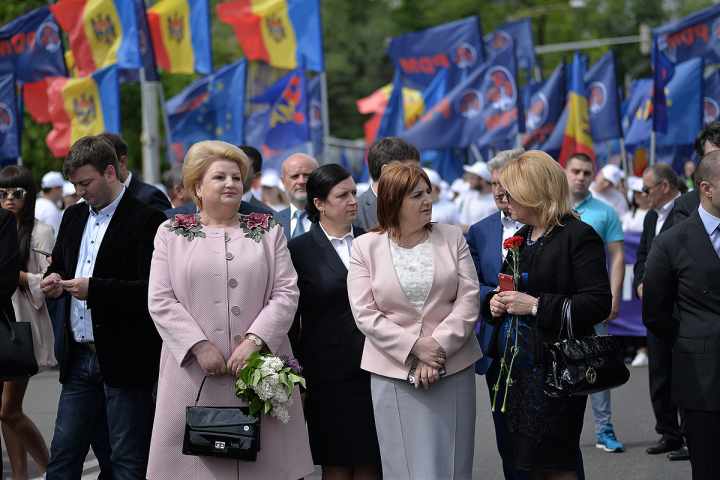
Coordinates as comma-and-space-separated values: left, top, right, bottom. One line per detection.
633, 210, 654, 295
0, 209, 21, 321
642, 234, 679, 344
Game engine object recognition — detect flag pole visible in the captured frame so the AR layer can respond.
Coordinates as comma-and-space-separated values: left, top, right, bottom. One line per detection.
156, 79, 174, 164
650, 130, 656, 165
319, 71, 330, 163
139, 66, 161, 184
619, 137, 629, 175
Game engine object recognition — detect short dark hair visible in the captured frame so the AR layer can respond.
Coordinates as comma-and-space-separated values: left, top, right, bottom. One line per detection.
304, 164, 353, 223
645, 163, 679, 193
239, 145, 262, 173
165, 164, 184, 194
696, 150, 720, 187
695, 121, 720, 157
99, 132, 128, 160
63, 135, 119, 178
566, 153, 594, 167
371, 162, 433, 238
367, 137, 420, 182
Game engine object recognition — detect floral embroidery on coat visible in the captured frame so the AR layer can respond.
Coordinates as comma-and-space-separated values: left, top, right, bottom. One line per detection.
165, 214, 206, 242
240, 213, 280, 243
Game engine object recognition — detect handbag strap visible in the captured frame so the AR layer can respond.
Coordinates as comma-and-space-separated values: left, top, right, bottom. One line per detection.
194, 376, 208, 406
566, 299, 574, 338
556, 298, 574, 341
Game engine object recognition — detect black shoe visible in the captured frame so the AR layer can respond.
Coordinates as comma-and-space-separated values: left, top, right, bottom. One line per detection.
646, 439, 683, 454
667, 446, 690, 461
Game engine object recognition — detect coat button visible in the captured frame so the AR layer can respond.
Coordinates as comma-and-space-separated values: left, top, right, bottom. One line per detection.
228, 278, 238, 287
225, 252, 234, 260
702, 287, 709, 293
231, 306, 240, 315
225, 233, 230, 242
233, 334, 243, 344
416, 316, 422, 323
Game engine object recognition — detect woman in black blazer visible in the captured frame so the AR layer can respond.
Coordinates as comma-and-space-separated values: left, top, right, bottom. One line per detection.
481, 151, 612, 479
287, 164, 381, 480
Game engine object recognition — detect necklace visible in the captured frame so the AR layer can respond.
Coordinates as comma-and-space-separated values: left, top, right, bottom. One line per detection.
393, 231, 428, 249
526, 224, 551, 246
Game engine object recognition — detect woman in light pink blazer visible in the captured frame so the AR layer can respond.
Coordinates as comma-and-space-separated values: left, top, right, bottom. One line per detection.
348, 162, 482, 480
147, 141, 313, 480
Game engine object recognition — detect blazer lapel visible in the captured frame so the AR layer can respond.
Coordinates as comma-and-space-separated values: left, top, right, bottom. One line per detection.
491, 213, 504, 274
67, 205, 90, 278
95, 192, 133, 266
313, 226, 348, 279
680, 210, 720, 288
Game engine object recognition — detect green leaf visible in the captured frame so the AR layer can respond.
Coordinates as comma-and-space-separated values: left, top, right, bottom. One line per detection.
299, 377, 306, 388
264, 400, 272, 414
278, 372, 288, 385
286, 382, 293, 398
249, 396, 263, 415
251, 369, 262, 387
287, 373, 302, 384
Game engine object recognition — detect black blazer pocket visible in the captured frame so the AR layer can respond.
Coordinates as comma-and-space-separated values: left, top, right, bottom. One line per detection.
674, 337, 705, 354
304, 333, 339, 346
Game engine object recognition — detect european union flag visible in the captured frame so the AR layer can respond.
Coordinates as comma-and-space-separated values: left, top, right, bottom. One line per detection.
208, 59, 246, 146
484, 18, 536, 70
0, 73, 19, 166
623, 78, 653, 148
166, 75, 213, 164
0, 6, 67, 84
387, 16, 484, 90
584, 51, 623, 142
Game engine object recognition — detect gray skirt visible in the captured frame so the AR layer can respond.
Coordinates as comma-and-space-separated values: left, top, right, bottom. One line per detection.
370, 366, 476, 480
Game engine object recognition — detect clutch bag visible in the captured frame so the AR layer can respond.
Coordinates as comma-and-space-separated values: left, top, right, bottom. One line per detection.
543, 299, 630, 397
182, 377, 261, 461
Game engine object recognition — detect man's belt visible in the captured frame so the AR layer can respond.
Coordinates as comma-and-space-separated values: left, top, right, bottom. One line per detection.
74, 341, 97, 354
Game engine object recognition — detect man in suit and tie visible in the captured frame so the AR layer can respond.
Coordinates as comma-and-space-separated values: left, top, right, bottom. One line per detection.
354, 137, 420, 229
634, 163, 686, 460
99, 133, 172, 211
239, 145, 274, 212
278, 153, 318, 240
674, 122, 720, 223
643, 150, 720, 479
40, 135, 168, 479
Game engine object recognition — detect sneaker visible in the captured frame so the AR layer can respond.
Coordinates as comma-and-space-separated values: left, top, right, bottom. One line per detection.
596, 426, 624, 452
632, 351, 649, 367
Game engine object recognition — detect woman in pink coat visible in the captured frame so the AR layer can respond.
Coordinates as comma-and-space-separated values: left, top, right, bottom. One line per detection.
147, 141, 314, 479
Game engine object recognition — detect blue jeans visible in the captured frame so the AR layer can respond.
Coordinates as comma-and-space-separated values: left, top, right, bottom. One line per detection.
46, 348, 154, 480
590, 322, 612, 435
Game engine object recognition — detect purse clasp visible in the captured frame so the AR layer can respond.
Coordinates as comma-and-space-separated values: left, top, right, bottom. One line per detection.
214, 441, 227, 451
586, 368, 597, 384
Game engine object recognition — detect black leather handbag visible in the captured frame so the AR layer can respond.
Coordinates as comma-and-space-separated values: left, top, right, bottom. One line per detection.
543, 299, 630, 397
182, 377, 261, 462
0, 306, 39, 382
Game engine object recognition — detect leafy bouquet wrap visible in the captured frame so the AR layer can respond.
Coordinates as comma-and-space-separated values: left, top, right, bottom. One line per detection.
235, 352, 306, 423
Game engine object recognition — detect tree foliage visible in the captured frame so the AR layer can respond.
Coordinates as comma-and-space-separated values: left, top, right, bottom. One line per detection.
1, 0, 717, 185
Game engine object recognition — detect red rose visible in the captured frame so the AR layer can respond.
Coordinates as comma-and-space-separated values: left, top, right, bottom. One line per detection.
173, 214, 198, 230
245, 213, 270, 229
503, 235, 524, 250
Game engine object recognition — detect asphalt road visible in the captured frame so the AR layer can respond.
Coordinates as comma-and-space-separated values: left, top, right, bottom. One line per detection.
3, 364, 691, 479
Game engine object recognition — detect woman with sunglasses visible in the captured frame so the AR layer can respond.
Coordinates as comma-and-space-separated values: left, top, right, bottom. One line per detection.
0, 166, 56, 480
481, 151, 612, 480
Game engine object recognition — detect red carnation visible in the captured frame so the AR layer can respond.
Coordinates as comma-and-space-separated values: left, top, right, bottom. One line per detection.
503, 235, 524, 250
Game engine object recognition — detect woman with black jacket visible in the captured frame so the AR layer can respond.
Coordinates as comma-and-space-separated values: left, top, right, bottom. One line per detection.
482, 151, 612, 480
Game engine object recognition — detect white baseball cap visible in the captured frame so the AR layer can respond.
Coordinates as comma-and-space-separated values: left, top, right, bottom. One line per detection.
600, 164, 625, 186
463, 161, 492, 183
423, 168, 441, 187
62, 181, 76, 197
627, 176, 644, 202
260, 169, 280, 188
450, 178, 470, 194
41, 171, 65, 188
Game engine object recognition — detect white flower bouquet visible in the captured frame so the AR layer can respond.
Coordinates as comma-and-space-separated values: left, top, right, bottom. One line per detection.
235, 351, 306, 424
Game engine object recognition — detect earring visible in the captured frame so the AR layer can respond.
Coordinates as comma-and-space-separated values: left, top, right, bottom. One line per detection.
321, 211, 326, 215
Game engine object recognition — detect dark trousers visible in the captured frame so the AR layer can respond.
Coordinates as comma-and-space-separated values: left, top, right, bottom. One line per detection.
46, 348, 154, 480
647, 331, 685, 443
484, 360, 585, 479
684, 409, 720, 480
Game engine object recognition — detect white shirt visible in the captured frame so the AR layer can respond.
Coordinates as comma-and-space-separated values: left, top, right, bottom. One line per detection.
431, 199, 460, 227
655, 193, 680, 236
290, 204, 312, 236
621, 208, 649, 233
69, 187, 125, 343
242, 191, 253, 202
699, 204, 720, 257
318, 222, 355, 270
501, 213, 523, 260
122, 171, 133, 188
35, 197, 63, 238
590, 187, 629, 218
459, 190, 498, 227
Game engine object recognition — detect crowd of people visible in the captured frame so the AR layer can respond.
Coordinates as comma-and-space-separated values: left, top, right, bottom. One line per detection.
0, 123, 718, 480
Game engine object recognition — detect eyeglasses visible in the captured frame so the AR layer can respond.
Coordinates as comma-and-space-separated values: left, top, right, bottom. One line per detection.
641, 181, 663, 195
0, 188, 27, 200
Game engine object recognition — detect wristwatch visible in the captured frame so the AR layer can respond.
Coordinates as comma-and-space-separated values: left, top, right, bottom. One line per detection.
531, 298, 539, 316
246, 334, 264, 347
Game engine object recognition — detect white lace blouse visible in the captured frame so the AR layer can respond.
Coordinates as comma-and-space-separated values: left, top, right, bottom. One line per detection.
389, 237, 433, 314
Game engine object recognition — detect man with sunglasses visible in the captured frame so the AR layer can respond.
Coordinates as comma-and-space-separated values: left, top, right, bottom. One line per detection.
633, 163, 687, 460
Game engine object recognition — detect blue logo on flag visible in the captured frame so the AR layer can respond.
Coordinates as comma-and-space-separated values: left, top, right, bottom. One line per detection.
38, 22, 61, 53
0, 102, 13, 134
489, 31, 511, 51
309, 98, 322, 129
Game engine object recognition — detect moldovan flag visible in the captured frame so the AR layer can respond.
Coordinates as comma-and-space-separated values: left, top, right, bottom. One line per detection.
50, 0, 141, 77
147, 0, 212, 75
558, 51, 594, 168
45, 65, 120, 158
216, 0, 324, 72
